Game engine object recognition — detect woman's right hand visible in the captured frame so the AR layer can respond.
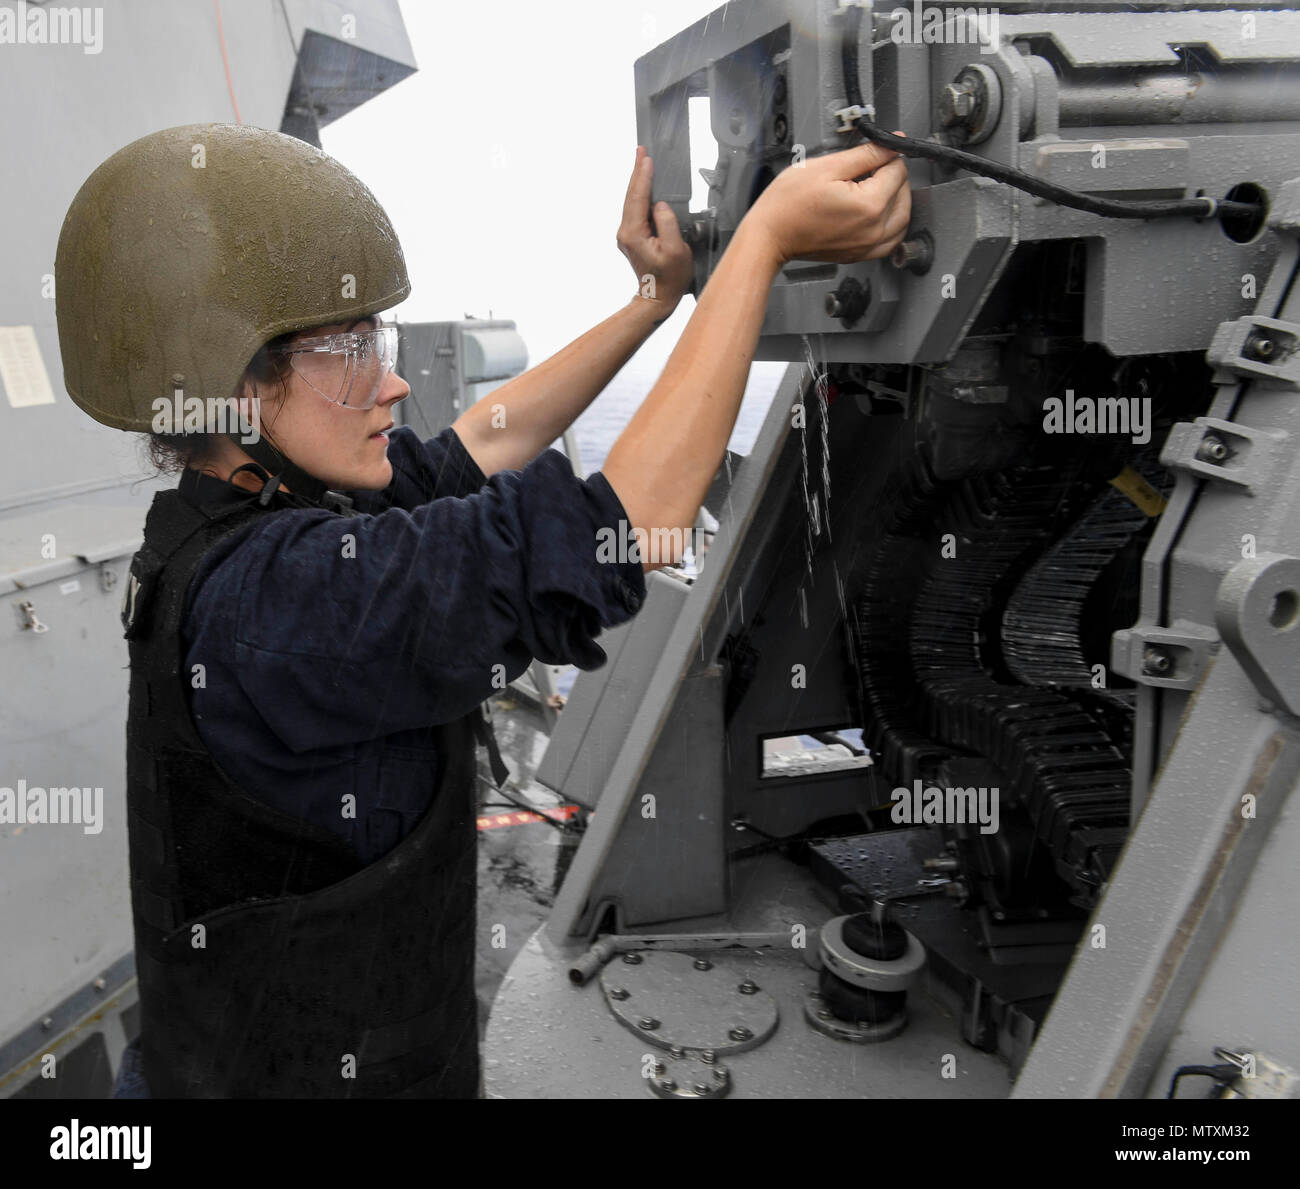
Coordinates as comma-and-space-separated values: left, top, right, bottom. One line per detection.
742, 139, 912, 266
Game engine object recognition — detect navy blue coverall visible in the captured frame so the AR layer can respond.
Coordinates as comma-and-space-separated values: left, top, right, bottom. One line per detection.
112, 425, 646, 1095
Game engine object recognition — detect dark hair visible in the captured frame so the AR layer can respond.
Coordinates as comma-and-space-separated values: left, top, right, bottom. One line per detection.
143, 331, 298, 474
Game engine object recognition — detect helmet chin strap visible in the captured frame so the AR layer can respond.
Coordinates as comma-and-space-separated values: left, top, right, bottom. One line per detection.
230, 433, 330, 507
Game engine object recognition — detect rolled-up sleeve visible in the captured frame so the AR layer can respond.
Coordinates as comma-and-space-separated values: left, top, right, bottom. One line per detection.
185, 446, 646, 753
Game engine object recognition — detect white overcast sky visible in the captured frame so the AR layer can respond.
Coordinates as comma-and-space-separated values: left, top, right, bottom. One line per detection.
322, 0, 775, 383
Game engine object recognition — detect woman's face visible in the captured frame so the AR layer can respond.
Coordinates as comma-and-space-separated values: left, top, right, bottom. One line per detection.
250, 315, 410, 492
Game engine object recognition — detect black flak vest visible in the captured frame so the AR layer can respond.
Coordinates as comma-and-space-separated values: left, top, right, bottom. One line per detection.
122, 480, 497, 1098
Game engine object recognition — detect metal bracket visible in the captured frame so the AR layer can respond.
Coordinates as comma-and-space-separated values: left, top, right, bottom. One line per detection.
1160, 416, 1284, 494
1207, 315, 1300, 389
17, 600, 48, 634
1215, 552, 1300, 716
1112, 621, 1219, 689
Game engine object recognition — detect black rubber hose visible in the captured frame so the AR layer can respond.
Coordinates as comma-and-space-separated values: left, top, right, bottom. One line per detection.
840, 4, 1260, 223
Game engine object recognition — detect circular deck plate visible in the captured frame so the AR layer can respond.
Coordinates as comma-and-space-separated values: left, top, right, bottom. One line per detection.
600, 950, 779, 1053
646, 1054, 732, 1099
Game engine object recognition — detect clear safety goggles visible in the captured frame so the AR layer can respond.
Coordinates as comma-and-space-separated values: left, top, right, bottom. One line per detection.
273, 323, 400, 410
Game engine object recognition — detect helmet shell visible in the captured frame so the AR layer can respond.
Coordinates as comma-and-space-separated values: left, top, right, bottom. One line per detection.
55, 123, 410, 431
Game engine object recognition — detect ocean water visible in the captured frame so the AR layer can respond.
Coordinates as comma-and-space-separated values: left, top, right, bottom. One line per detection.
547, 359, 787, 699
566, 361, 789, 474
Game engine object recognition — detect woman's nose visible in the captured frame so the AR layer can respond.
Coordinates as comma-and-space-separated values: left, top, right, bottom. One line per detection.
378, 367, 410, 406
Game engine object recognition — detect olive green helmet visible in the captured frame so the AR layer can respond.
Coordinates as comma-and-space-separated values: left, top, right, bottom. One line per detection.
55, 122, 410, 432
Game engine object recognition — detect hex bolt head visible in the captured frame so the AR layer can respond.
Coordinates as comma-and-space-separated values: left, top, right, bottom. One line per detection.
1197, 434, 1229, 463
938, 82, 975, 126
700, 1050, 717, 1064
728, 1026, 753, 1042
660, 1078, 678, 1092
712, 1067, 728, 1081
738, 979, 759, 995
638, 1017, 660, 1031
1143, 646, 1174, 676
693, 957, 713, 971
622, 952, 643, 965
668, 1045, 685, 1059
693, 1083, 710, 1095
816, 1008, 833, 1020
608, 986, 629, 1001
652, 1059, 666, 1076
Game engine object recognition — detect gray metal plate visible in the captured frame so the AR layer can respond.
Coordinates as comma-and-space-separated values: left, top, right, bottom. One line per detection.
601, 950, 778, 1053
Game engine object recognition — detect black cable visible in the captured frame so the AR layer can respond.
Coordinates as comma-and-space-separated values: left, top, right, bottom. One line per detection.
839, 5, 1260, 223
1166, 1063, 1241, 1099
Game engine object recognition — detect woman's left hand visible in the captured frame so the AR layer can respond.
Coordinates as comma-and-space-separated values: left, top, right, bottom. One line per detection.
617, 146, 695, 319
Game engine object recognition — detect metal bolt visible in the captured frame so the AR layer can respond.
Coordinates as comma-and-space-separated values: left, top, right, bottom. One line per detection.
824, 276, 871, 327
728, 1026, 753, 1042
1197, 434, 1229, 463
700, 1050, 717, 1064
1246, 334, 1276, 360
651, 1059, 666, 1075
923, 856, 960, 872
738, 979, 759, 995
608, 986, 629, 1001
693, 957, 712, 971
1143, 646, 1173, 676
41, 1017, 53, 1031
660, 1078, 678, 1092
809, 990, 822, 1000
93, 977, 106, 992
816, 1008, 833, 1020
939, 81, 976, 126
668, 1045, 685, 1059
891, 232, 934, 275
712, 1067, 728, 1082
638, 1017, 660, 1031
693, 1083, 710, 1095
622, 952, 643, 965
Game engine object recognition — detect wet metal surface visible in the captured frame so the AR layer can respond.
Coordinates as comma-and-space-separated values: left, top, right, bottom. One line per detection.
473, 694, 578, 1041
485, 850, 1013, 1099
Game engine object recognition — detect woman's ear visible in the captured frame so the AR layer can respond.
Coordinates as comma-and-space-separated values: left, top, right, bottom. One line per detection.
233, 377, 263, 446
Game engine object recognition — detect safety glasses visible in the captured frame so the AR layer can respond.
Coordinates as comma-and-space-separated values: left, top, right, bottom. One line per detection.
272, 323, 400, 410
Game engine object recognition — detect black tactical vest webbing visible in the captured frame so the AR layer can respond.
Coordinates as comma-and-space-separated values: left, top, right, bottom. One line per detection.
122, 483, 484, 1098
